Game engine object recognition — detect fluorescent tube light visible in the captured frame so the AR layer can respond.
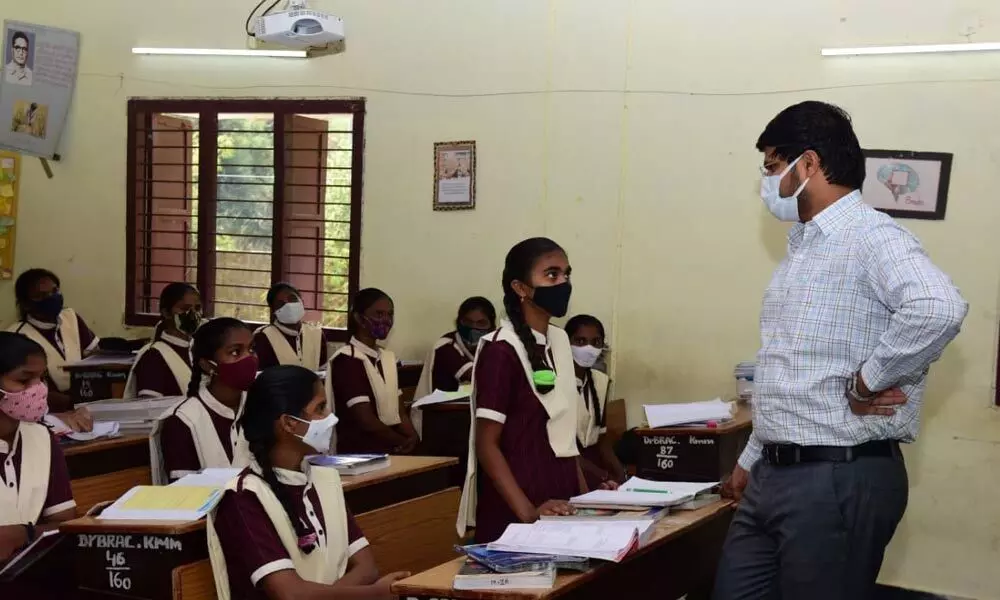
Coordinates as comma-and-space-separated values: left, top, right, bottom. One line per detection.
822, 42, 1000, 56
132, 47, 308, 58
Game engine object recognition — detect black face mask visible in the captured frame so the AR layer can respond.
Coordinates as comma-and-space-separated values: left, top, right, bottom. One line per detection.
531, 282, 572, 318
174, 310, 202, 336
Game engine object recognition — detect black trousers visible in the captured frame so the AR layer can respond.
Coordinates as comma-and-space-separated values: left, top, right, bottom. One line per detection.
713, 452, 908, 600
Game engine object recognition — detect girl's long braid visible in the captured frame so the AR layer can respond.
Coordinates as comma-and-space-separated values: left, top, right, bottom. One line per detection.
249, 439, 316, 553
502, 277, 554, 394
186, 359, 203, 398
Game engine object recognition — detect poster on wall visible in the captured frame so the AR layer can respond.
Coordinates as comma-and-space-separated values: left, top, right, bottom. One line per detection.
861, 150, 952, 221
433, 140, 476, 211
0, 20, 80, 159
0, 151, 20, 280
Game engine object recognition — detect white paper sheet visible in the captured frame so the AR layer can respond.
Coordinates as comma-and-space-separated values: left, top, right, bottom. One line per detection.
643, 398, 733, 428
411, 385, 472, 408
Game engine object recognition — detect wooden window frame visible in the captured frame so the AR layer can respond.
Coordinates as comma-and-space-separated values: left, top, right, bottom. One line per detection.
124, 98, 365, 342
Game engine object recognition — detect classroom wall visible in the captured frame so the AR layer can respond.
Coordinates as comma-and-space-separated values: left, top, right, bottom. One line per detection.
3, 0, 1000, 596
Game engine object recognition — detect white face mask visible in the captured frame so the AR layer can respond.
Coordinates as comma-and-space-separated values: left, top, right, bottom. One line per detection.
760, 154, 809, 222
292, 413, 339, 454
571, 345, 603, 369
275, 301, 306, 325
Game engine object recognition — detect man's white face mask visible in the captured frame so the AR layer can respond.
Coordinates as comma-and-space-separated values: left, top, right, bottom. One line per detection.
760, 154, 809, 222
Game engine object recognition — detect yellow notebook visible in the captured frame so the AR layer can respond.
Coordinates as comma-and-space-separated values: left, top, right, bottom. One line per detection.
99, 485, 222, 521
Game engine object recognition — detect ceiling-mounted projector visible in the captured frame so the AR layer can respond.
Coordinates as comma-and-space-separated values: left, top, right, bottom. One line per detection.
254, 0, 344, 49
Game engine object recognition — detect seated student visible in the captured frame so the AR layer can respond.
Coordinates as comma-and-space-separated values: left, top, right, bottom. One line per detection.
327, 288, 418, 455
254, 282, 328, 372
150, 318, 256, 483
0, 332, 76, 594
207, 365, 407, 600
8, 268, 96, 431
459, 238, 602, 543
414, 296, 496, 399
125, 282, 201, 398
566, 314, 626, 487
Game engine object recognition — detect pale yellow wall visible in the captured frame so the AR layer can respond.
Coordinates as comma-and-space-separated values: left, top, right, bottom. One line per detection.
4, 0, 1000, 596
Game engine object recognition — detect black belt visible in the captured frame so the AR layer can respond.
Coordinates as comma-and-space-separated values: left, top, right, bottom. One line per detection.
761, 440, 900, 466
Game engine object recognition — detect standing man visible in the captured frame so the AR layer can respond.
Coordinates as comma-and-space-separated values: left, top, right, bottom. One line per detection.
714, 101, 967, 600
4, 31, 32, 86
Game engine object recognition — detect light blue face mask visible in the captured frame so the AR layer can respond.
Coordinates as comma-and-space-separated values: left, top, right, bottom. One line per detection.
759, 155, 809, 222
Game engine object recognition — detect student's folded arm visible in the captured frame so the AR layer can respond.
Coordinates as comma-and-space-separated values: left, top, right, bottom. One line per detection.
476, 419, 537, 523
336, 546, 379, 587
347, 403, 408, 446
337, 512, 377, 586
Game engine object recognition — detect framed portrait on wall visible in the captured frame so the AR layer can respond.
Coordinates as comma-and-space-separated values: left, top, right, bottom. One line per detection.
433, 140, 476, 211
861, 149, 953, 220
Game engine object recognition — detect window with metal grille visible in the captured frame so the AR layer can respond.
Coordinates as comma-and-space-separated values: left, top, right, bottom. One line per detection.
125, 99, 364, 340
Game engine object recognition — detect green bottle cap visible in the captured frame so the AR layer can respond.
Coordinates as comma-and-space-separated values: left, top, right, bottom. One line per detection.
532, 370, 556, 387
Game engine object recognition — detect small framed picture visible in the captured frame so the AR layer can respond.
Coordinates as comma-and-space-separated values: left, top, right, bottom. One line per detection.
433, 140, 476, 211
861, 150, 953, 220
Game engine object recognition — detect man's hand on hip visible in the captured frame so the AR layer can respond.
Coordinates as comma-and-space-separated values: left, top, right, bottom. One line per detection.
849, 387, 907, 417
722, 464, 749, 502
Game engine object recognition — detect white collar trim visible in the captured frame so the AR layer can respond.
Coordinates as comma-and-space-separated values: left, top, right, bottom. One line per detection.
161, 332, 190, 348
349, 337, 381, 360
273, 322, 301, 338
26, 315, 57, 331
197, 384, 242, 420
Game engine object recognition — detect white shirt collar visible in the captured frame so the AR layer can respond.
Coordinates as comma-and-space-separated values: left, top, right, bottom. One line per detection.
161, 332, 190, 348
273, 322, 301, 338
249, 457, 311, 486
349, 336, 381, 360
273, 466, 310, 486
0, 423, 20, 455
531, 329, 547, 345
451, 332, 475, 361
197, 384, 244, 420
26, 315, 57, 331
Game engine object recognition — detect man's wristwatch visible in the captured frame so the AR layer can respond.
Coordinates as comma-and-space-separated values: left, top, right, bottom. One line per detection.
847, 374, 876, 403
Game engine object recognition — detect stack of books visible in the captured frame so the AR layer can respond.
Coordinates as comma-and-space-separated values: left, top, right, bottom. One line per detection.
454, 560, 555, 590
451, 543, 588, 591
85, 396, 184, 436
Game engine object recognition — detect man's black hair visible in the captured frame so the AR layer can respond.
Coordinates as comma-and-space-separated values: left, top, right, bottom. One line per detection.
756, 101, 865, 190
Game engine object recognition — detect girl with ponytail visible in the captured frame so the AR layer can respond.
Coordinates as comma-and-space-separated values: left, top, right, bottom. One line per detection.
151, 317, 256, 483
207, 365, 408, 600
457, 238, 597, 543
125, 282, 200, 398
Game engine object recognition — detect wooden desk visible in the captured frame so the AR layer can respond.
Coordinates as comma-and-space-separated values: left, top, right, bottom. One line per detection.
635, 407, 752, 482
64, 359, 135, 404
64, 434, 153, 515
392, 500, 736, 600
62, 455, 460, 599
